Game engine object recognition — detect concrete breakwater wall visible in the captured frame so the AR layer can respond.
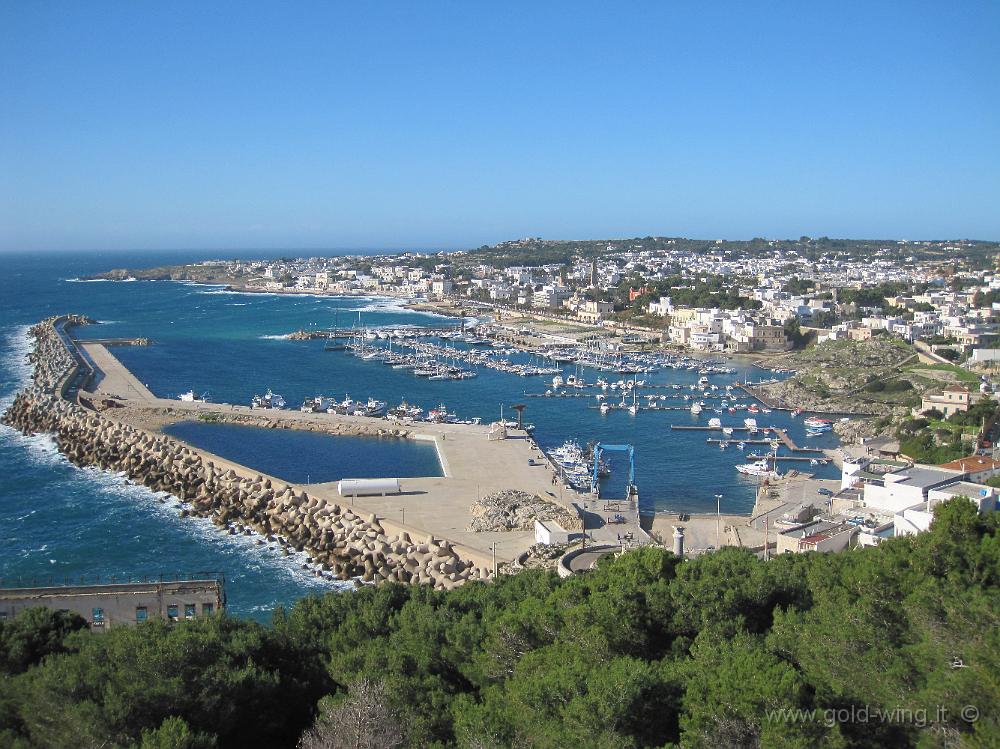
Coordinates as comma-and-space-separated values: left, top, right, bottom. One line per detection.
2, 317, 489, 590
113, 406, 415, 440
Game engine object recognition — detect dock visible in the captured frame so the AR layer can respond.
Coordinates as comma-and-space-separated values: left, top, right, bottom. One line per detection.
672, 425, 823, 453
73, 342, 578, 564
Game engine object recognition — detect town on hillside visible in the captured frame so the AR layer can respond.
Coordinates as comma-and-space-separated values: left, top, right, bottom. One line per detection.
92, 236, 1000, 558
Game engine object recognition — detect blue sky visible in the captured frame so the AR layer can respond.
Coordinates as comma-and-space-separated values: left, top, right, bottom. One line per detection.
1, 1, 998, 251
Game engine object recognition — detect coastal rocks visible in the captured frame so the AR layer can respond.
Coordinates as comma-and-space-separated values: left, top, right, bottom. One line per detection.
468, 490, 581, 533
24, 315, 95, 392
1, 317, 489, 591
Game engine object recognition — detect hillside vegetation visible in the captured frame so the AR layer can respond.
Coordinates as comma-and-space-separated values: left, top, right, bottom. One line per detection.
0, 498, 997, 749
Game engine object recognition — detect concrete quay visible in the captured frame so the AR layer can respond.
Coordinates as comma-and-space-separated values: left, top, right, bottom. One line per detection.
78, 342, 576, 563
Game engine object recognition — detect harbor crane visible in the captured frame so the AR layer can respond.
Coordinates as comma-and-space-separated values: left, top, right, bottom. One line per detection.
591, 442, 636, 499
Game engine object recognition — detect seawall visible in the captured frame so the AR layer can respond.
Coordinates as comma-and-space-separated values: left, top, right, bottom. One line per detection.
2, 317, 492, 590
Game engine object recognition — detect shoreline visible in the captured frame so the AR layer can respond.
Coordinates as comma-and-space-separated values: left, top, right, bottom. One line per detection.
90, 274, 809, 364
2, 317, 529, 589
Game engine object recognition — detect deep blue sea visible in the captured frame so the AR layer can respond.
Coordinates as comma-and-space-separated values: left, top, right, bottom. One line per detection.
162, 423, 443, 485
0, 250, 840, 618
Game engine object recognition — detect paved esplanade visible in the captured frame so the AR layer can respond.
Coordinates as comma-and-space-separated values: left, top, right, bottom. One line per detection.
79, 342, 578, 564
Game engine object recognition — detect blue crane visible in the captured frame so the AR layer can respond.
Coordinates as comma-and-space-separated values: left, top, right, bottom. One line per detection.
591, 442, 635, 498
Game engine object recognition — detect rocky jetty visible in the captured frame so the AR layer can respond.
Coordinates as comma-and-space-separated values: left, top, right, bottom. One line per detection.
2, 317, 490, 590
468, 489, 580, 533
26, 315, 95, 391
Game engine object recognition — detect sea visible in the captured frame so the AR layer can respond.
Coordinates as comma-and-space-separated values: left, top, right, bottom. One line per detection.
0, 250, 840, 618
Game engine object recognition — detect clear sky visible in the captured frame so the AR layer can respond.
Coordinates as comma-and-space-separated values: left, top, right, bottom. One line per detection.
1, 1, 998, 252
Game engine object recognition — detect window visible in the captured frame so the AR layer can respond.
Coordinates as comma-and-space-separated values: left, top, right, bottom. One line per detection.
184, 604, 196, 620
167, 605, 179, 622
92, 608, 104, 626
201, 603, 214, 616
135, 606, 148, 622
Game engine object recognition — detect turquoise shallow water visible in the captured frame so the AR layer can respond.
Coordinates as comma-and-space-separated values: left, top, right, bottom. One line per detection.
162, 423, 443, 484
0, 251, 841, 618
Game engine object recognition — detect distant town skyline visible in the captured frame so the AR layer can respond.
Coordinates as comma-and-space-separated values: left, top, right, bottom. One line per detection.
2, 1, 998, 251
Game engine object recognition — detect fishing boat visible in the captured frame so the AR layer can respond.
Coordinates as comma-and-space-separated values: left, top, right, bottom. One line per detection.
600, 401, 610, 415
690, 401, 703, 414
178, 389, 209, 403
804, 417, 833, 429
251, 389, 286, 409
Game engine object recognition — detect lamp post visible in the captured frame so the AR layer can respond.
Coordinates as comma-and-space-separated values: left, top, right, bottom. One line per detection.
715, 494, 722, 548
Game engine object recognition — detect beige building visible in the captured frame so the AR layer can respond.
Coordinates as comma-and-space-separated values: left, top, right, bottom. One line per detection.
577, 300, 614, 324
0, 577, 225, 631
919, 385, 971, 417
776, 520, 858, 554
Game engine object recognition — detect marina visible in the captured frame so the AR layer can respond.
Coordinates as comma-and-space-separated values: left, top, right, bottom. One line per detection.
73, 340, 602, 564
1, 260, 848, 617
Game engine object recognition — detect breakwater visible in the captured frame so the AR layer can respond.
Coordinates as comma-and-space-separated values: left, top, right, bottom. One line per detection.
2, 317, 490, 590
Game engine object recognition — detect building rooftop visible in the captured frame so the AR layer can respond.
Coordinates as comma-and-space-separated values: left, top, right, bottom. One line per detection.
938, 456, 1000, 473
886, 465, 964, 489
931, 481, 994, 499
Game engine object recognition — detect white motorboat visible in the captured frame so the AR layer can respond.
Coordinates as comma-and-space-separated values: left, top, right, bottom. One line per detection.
736, 459, 781, 479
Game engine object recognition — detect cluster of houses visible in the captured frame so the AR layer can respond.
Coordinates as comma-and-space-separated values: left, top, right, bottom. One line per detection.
219, 241, 999, 360
771, 451, 999, 555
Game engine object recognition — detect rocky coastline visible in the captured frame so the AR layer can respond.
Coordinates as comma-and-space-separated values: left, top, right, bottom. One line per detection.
2, 316, 490, 590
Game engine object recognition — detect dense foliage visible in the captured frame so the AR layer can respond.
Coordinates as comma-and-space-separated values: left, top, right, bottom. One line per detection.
623, 274, 762, 313
899, 399, 998, 463
1, 499, 998, 748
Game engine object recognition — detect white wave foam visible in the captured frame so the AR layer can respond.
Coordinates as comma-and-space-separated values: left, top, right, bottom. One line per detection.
66, 277, 138, 282
3, 424, 344, 593
259, 334, 292, 340
78, 465, 345, 591
0, 324, 35, 414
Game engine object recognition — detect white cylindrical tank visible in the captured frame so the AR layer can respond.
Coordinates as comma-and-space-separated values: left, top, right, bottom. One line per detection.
337, 478, 402, 497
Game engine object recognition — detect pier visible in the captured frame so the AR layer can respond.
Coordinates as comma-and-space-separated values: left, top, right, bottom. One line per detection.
671, 425, 824, 453
75, 342, 585, 564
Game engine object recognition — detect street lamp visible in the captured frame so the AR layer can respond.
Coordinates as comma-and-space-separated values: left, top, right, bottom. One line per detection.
715, 494, 723, 548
